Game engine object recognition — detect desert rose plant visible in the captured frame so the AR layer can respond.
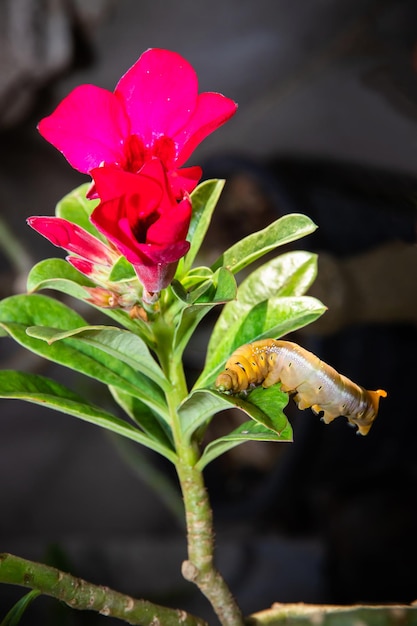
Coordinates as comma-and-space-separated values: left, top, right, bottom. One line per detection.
0, 49, 326, 626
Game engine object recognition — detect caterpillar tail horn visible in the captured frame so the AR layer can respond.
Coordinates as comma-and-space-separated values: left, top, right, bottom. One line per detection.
356, 389, 387, 436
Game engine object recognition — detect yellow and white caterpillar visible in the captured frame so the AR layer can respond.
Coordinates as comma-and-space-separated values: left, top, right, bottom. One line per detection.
215, 339, 387, 435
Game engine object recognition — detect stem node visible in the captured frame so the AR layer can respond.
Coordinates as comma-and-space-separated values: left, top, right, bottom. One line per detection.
181, 560, 200, 582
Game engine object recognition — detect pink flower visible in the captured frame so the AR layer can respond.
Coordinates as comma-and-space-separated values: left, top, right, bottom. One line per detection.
90, 159, 192, 296
38, 48, 237, 198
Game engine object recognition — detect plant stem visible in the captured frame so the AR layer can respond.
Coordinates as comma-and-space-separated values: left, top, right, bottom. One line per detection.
0, 553, 207, 626
155, 321, 244, 626
176, 462, 244, 626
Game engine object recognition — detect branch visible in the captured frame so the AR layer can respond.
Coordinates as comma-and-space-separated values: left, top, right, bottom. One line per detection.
0, 553, 207, 626
247, 602, 417, 625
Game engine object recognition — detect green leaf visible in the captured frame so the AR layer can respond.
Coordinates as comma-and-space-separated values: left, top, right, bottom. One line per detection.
177, 179, 225, 276
172, 266, 233, 307
109, 386, 173, 448
247, 384, 291, 428
179, 389, 235, 441
197, 419, 292, 470
0, 294, 168, 420
0, 371, 176, 462
26, 325, 169, 391
26, 258, 152, 339
193, 386, 292, 469
179, 385, 291, 440
195, 295, 326, 389
192, 267, 237, 305
108, 256, 136, 281
173, 268, 237, 356
0, 292, 86, 327
234, 250, 318, 304
211, 213, 317, 275
55, 183, 102, 238
170, 279, 189, 303
180, 266, 213, 291
96, 306, 153, 339
1, 590, 40, 626
27, 258, 93, 296
170, 269, 216, 305
194, 251, 324, 389
207, 250, 319, 363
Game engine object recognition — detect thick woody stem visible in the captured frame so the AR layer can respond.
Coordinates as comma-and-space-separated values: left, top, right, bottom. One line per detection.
0, 553, 207, 626
177, 462, 244, 626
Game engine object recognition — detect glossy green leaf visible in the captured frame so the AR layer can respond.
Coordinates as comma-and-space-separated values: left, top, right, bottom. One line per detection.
247, 384, 291, 427
234, 250, 318, 304
180, 385, 291, 439
177, 179, 225, 276
207, 250, 319, 363
182, 274, 217, 304
0, 294, 168, 420
179, 389, 236, 441
180, 266, 213, 291
0, 589, 41, 626
108, 256, 136, 281
170, 279, 190, 303
55, 183, 102, 237
0, 370, 176, 462
109, 386, 174, 448
170, 268, 215, 305
27, 258, 93, 296
26, 258, 152, 338
211, 213, 317, 275
197, 419, 292, 469
26, 325, 169, 391
0, 292, 86, 328
172, 266, 234, 307
173, 268, 237, 356
193, 267, 237, 304
195, 295, 326, 389
195, 250, 325, 388
192, 386, 292, 469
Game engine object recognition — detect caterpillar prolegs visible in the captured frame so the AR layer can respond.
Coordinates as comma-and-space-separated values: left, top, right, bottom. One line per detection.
215, 339, 387, 435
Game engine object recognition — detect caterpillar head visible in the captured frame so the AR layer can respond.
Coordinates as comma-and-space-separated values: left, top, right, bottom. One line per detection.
215, 366, 249, 393
215, 372, 232, 393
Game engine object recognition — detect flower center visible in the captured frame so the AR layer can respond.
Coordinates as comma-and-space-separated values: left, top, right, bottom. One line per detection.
127, 194, 159, 244
123, 134, 176, 173
152, 136, 176, 169
133, 211, 159, 243
123, 135, 146, 172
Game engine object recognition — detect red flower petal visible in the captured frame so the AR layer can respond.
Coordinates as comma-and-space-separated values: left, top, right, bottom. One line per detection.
90, 174, 191, 268
38, 47, 237, 200
27, 216, 116, 265
38, 85, 130, 173
115, 49, 199, 147
67, 256, 96, 276
91, 165, 163, 206
146, 196, 192, 246
169, 165, 202, 197
174, 92, 238, 166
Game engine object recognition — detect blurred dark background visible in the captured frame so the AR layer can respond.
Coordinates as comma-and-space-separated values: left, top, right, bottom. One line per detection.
1, 0, 417, 623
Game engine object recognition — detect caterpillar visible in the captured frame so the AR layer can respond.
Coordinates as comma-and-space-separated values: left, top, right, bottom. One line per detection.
215, 339, 387, 435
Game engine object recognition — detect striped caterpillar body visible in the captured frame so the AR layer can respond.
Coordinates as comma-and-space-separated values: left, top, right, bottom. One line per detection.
215, 339, 387, 435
